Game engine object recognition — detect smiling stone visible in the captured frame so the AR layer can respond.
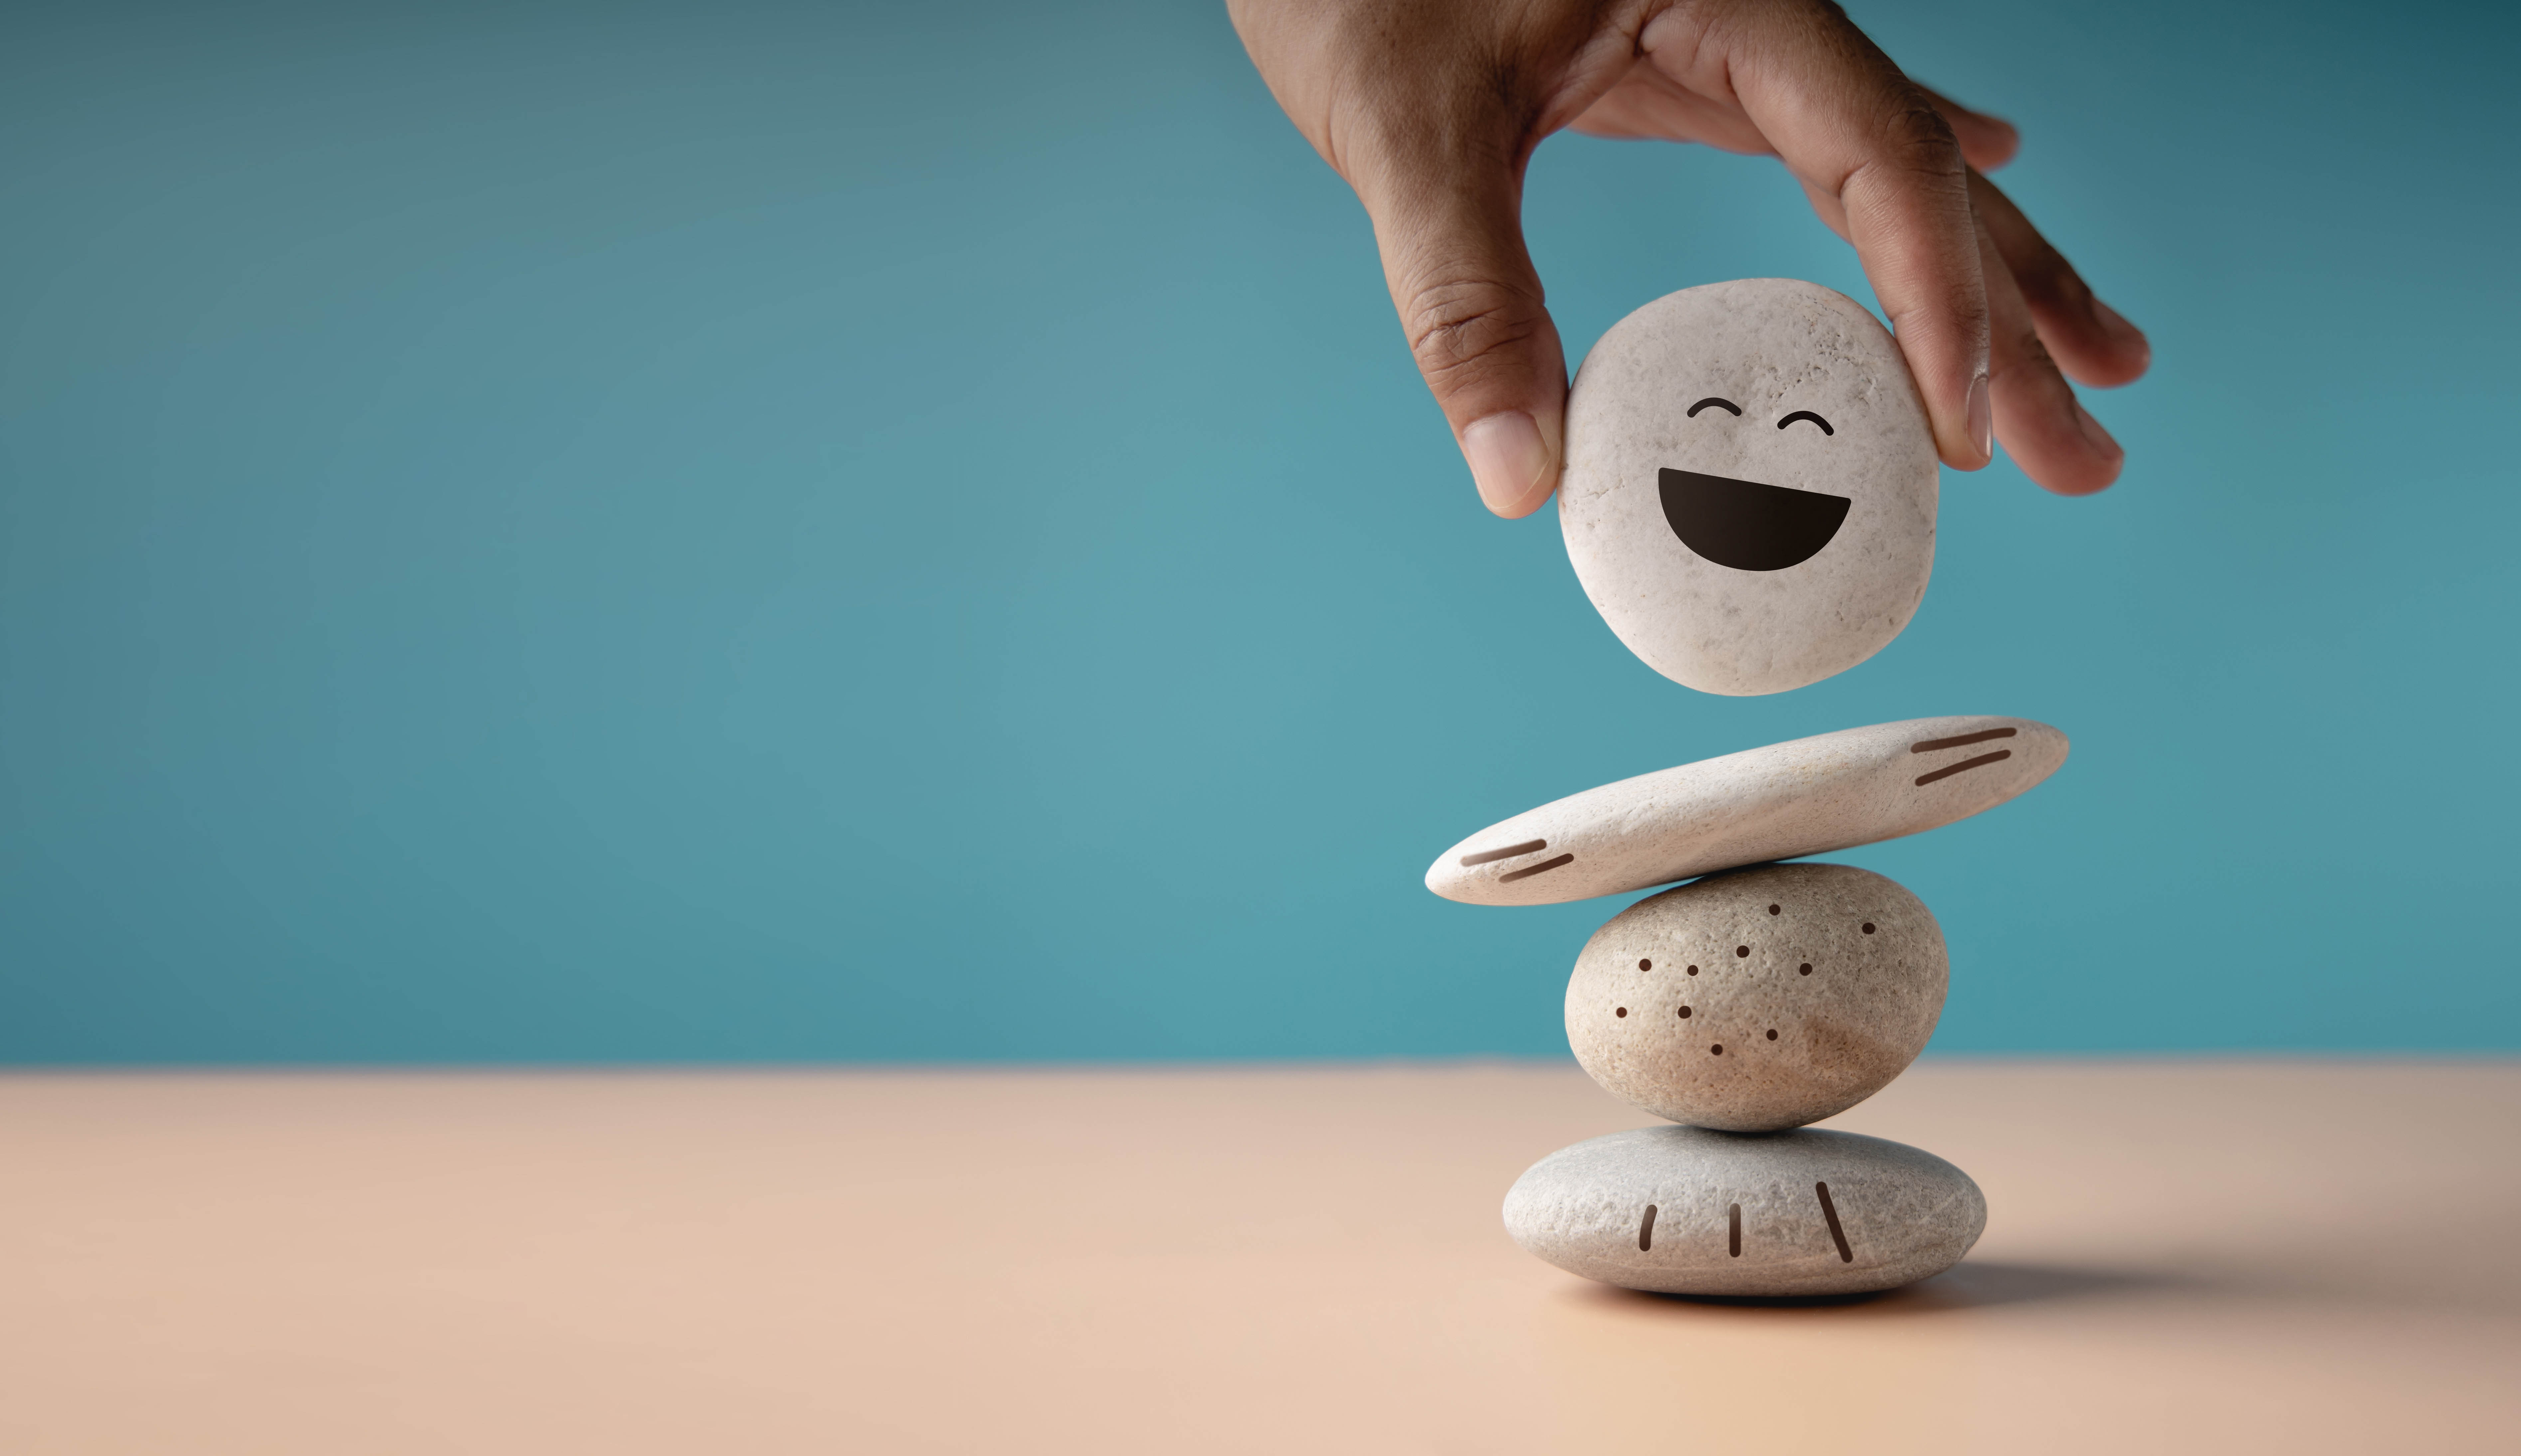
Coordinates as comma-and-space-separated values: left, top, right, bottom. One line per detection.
1558, 278, 1938, 695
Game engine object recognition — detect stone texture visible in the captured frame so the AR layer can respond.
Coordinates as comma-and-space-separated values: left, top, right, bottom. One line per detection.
1564, 863, 1945, 1131
1427, 715, 2065, 908
1558, 278, 1937, 695
1504, 1124, 1984, 1297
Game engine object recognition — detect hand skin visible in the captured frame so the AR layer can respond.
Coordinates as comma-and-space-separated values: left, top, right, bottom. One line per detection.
1227, 0, 2151, 516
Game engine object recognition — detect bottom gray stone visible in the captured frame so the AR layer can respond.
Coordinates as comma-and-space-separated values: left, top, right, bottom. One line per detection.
1504, 1124, 1985, 1296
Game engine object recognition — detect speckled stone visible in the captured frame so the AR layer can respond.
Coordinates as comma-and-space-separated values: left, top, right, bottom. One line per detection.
1565, 863, 1945, 1131
1504, 1124, 1985, 1296
1559, 278, 1937, 696
1427, 715, 2065, 908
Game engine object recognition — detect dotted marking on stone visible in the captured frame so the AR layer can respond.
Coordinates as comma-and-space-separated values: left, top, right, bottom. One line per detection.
1766, 1029, 1778, 1040
1914, 749, 2012, 787
1768, 904, 1781, 916
1735, 945, 1750, 958
1686, 965, 1699, 976
1815, 1181, 1854, 1263
1639, 1204, 1658, 1252
1910, 726, 2017, 754
1638, 959, 1652, 972
1728, 1203, 1742, 1257
1799, 963, 1814, 976
1677, 1006, 1692, 1018
1459, 838, 1546, 866
1711, 1044, 1724, 1056
1615, 1007, 1627, 1018
1861, 923, 1876, 935
1497, 852, 1575, 882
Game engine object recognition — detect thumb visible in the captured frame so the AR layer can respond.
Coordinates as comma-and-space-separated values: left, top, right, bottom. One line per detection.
1361, 166, 1568, 518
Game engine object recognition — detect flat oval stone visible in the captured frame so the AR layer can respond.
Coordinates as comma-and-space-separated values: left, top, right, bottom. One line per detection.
1558, 278, 1937, 695
1504, 1125, 1985, 1297
1426, 715, 2065, 907
1566, 863, 1945, 1132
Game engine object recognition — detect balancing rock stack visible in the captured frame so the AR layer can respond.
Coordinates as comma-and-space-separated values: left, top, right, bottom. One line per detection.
1427, 718, 2064, 1295
1424, 280, 2070, 1296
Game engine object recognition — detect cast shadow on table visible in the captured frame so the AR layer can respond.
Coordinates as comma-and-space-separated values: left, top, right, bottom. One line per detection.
1569, 1260, 2186, 1321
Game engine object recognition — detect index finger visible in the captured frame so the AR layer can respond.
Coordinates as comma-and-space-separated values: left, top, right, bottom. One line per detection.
1650, 2, 1992, 468
1915, 84, 2020, 171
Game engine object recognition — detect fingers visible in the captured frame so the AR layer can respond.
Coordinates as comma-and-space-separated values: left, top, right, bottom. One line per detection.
1358, 163, 1569, 518
1915, 85, 2019, 171
1684, 6, 1991, 469
1229, 0, 1643, 520
1970, 171, 2151, 388
1571, 60, 1776, 153
1976, 208, 2123, 495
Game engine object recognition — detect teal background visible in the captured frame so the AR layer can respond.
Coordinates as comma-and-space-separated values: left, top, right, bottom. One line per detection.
2, 0, 2514, 1064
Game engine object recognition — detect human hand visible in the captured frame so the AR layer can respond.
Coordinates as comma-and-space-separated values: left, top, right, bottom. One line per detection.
1227, 0, 2151, 515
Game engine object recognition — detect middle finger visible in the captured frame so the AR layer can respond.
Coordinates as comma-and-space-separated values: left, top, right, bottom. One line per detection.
1977, 204, 2124, 496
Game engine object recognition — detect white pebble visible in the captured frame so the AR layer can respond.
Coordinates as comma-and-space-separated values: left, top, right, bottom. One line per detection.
1559, 278, 1936, 695
1427, 715, 2065, 908
1566, 863, 1945, 1132
1505, 1124, 1985, 1297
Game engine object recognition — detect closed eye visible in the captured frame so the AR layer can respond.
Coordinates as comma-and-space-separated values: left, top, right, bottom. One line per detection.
1777, 410, 1834, 435
1687, 397, 1742, 418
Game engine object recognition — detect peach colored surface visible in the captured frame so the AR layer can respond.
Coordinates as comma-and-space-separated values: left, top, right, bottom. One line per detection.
2, 1060, 2514, 1454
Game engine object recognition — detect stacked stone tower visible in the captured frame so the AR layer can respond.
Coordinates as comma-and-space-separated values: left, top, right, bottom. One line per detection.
1425, 717, 2065, 1296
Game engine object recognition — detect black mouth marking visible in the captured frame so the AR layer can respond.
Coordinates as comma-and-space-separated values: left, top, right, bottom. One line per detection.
1658, 468, 1851, 572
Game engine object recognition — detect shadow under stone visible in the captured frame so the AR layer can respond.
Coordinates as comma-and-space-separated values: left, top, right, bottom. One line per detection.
1573, 1259, 2189, 1319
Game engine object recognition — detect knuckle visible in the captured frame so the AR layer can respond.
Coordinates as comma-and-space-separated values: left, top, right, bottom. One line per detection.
1404, 280, 1542, 387
1877, 96, 1964, 175
1993, 325, 2059, 383
2010, 252, 2092, 312
1833, 92, 1968, 204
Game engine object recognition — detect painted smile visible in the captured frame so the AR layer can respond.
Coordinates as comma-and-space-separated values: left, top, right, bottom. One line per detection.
1657, 468, 1851, 572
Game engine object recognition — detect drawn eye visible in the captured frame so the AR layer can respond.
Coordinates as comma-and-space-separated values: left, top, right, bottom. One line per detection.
1688, 397, 1743, 418
1777, 410, 1834, 435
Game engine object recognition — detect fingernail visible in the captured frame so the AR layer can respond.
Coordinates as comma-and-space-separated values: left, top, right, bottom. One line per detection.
1965, 374, 1992, 461
2073, 401, 2121, 457
1462, 411, 1553, 516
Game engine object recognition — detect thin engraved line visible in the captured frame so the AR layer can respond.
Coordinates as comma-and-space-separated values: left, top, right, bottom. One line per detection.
1638, 1204, 1657, 1252
1910, 726, 2018, 754
1814, 1182, 1853, 1263
1914, 750, 2011, 787
1497, 853, 1574, 883
1459, 838, 1546, 867
1727, 1202, 1741, 1257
